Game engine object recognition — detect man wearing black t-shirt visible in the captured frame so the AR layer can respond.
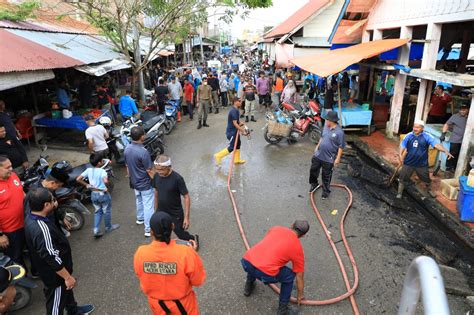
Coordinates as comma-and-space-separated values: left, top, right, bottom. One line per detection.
152, 155, 199, 250
154, 79, 169, 114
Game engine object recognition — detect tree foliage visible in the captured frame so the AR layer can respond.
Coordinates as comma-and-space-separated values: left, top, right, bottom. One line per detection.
69, 0, 272, 73
0, 1, 40, 22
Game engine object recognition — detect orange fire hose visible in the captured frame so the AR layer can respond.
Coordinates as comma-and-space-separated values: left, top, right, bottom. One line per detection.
226, 132, 360, 314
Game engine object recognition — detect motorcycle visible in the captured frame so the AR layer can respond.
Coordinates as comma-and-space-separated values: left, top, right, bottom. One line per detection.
0, 254, 37, 311
120, 118, 165, 160
264, 99, 322, 144
98, 116, 125, 164
163, 99, 179, 134
22, 154, 90, 232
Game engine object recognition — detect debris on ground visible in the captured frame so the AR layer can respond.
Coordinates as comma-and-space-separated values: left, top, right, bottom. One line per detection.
439, 265, 473, 297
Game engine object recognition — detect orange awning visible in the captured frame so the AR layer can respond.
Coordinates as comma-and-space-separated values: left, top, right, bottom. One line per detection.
290, 39, 409, 77
158, 50, 174, 57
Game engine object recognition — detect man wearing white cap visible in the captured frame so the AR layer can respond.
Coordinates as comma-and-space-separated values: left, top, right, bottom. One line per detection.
397, 119, 453, 199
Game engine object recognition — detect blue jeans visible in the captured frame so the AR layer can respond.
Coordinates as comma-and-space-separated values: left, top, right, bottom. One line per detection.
135, 188, 155, 233
91, 192, 112, 234
241, 259, 295, 304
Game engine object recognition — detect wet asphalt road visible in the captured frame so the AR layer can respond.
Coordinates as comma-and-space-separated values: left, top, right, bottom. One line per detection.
16, 105, 472, 315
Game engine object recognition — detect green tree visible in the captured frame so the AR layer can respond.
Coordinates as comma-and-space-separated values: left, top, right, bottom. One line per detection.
0, 1, 40, 22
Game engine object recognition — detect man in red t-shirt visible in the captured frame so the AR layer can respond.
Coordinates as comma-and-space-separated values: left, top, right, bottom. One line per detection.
427, 85, 453, 124
184, 79, 195, 121
241, 220, 309, 315
0, 156, 25, 267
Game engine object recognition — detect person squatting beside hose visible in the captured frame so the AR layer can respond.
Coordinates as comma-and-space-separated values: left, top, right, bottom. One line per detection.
241, 220, 309, 315
134, 211, 205, 315
214, 98, 248, 166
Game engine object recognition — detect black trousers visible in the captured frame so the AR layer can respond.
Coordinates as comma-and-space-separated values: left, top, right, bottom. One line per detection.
44, 283, 77, 315
309, 156, 333, 195
171, 214, 194, 241
227, 133, 241, 152
3, 228, 26, 268
446, 142, 462, 171
426, 115, 446, 124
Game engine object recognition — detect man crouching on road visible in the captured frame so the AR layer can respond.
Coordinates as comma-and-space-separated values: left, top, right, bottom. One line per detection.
134, 211, 205, 315
241, 220, 309, 315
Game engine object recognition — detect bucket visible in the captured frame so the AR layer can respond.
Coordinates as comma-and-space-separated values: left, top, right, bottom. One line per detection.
51, 110, 62, 119
457, 176, 474, 222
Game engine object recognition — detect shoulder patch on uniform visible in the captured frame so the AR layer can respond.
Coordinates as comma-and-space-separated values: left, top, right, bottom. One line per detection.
143, 262, 177, 275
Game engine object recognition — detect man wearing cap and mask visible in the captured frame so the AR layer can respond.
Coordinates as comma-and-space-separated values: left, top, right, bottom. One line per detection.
241, 220, 309, 315
397, 119, 453, 199
152, 155, 199, 248
134, 211, 205, 315
24, 188, 94, 315
0, 264, 25, 313
441, 104, 470, 175
309, 111, 345, 199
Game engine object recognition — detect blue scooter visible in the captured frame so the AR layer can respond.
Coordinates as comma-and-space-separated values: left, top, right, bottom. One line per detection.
164, 99, 179, 134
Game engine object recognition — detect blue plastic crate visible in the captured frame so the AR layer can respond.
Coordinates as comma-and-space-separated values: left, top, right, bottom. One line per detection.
457, 176, 474, 222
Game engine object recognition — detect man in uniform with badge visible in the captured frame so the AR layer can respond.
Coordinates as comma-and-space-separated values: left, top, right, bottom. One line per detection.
134, 211, 205, 315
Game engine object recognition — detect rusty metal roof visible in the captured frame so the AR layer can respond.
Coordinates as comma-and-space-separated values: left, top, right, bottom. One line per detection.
264, 0, 331, 39
0, 29, 82, 73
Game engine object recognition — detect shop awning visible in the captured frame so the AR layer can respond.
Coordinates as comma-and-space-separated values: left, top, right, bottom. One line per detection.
157, 50, 174, 57
0, 70, 55, 91
75, 58, 131, 77
290, 39, 409, 77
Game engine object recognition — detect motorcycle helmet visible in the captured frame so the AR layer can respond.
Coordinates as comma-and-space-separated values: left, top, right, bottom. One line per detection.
99, 116, 112, 127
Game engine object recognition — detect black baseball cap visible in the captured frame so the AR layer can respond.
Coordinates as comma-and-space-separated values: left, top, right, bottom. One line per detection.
293, 220, 310, 235
0, 265, 25, 292
49, 167, 70, 184
460, 103, 470, 109
325, 111, 339, 123
150, 211, 173, 236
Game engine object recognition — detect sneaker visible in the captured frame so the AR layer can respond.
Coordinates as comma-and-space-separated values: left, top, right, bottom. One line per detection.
93, 231, 103, 238
321, 193, 329, 200
136, 220, 144, 225
76, 304, 95, 314
309, 184, 319, 193
244, 280, 255, 297
144, 232, 151, 238
105, 224, 120, 233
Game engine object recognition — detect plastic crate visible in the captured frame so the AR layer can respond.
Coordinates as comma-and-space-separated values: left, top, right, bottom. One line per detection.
268, 120, 291, 137
457, 176, 474, 222
440, 178, 459, 200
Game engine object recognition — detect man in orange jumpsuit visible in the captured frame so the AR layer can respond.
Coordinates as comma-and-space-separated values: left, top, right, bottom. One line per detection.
134, 211, 206, 315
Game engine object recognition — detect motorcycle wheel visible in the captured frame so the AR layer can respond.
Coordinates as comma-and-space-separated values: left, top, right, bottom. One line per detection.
163, 120, 173, 135
309, 127, 321, 144
10, 286, 32, 311
158, 125, 166, 140
61, 205, 85, 231
263, 126, 283, 144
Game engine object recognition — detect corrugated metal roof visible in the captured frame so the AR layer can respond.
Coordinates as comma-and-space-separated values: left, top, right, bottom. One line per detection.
7, 29, 122, 64
264, 0, 331, 39
0, 29, 83, 73
0, 20, 50, 32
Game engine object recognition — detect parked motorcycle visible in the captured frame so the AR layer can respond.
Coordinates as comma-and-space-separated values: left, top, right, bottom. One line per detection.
0, 254, 37, 311
164, 99, 179, 134
120, 118, 165, 159
98, 116, 125, 164
264, 99, 322, 144
22, 155, 90, 231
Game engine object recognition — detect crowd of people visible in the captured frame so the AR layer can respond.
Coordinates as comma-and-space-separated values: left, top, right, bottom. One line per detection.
0, 51, 471, 315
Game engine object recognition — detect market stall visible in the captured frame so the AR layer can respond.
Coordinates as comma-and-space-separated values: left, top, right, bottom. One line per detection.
32, 109, 111, 146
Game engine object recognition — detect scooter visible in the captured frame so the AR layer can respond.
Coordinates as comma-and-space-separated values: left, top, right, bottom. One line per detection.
164, 99, 179, 134
263, 102, 322, 144
0, 254, 37, 311
22, 155, 90, 232
120, 118, 165, 159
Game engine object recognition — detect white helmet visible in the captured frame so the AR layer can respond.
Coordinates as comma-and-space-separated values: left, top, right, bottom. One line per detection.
99, 116, 112, 126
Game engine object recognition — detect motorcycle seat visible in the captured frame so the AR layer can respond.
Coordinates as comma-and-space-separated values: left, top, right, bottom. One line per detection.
67, 163, 91, 182
55, 187, 74, 198
142, 115, 163, 132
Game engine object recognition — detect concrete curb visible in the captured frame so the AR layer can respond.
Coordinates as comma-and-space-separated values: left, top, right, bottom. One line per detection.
348, 136, 474, 250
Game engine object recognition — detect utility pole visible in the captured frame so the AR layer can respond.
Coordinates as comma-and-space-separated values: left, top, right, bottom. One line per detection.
133, 23, 145, 105
199, 33, 204, 64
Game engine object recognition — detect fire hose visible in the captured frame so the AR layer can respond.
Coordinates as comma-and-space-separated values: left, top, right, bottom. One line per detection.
226, 131, 360, 314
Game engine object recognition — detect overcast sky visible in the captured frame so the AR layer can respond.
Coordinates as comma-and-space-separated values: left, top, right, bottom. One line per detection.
210, 0, 309, 38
